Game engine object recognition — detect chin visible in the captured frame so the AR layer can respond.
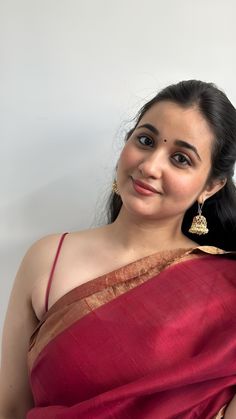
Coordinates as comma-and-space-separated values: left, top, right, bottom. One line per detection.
124, 204, 159, 219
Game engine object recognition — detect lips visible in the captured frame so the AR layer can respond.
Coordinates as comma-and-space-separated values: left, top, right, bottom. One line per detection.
132, 178, 160, 193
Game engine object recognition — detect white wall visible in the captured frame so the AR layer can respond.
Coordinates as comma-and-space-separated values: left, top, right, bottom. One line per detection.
1, 0, 236, 339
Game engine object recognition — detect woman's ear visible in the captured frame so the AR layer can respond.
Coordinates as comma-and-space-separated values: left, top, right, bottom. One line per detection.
199, 178, 227, 203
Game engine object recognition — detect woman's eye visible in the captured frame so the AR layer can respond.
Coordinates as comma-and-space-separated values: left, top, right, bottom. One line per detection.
172, 153, 191, 166
137, 135, 154, 147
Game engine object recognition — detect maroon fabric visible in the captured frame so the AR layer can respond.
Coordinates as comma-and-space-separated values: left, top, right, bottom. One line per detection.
27, 255, 236, 418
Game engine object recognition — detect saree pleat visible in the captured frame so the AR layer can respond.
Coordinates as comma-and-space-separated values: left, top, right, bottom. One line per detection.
27, 246, 236, 418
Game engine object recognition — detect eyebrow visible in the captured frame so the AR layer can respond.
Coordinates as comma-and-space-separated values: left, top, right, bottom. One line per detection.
137, 123, 202, 162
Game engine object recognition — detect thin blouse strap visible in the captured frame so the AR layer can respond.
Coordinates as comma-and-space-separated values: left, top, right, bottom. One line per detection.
45, 232, 69, 313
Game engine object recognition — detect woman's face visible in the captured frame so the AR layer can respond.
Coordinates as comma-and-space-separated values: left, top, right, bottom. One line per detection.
116, 100, 217, 222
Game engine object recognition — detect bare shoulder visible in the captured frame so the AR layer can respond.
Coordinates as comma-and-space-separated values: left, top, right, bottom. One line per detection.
24, 231, 88, 288
64, 226, 111, 254
25, 233, 68, 275
31, 227, 111, 319
43, 227, 112, 264
29, 227, 108, 270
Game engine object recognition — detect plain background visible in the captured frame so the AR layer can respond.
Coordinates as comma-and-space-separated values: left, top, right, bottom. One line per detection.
1, 0, 236, 343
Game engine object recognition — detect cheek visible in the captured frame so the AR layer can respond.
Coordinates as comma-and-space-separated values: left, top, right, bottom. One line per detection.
167, 173, 206, 200
118, 143, 138, 171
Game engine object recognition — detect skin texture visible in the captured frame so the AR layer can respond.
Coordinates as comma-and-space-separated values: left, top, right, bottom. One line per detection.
1, 100, 235, 418
113, 100, 226, 253
117, 101, 223, 220
224, 396, 236, 417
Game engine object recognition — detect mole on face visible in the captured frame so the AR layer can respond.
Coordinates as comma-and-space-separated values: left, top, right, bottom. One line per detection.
163, 139, 167, 142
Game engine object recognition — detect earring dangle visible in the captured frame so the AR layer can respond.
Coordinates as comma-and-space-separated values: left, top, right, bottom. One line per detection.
112, 180, 119, 195
188, 201, 209, 235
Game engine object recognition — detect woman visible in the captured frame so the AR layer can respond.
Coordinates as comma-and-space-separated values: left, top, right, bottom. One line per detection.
1, 80, 236, 418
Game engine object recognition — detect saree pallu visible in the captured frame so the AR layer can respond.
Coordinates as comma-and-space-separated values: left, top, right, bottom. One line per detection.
27, 246, 236, 418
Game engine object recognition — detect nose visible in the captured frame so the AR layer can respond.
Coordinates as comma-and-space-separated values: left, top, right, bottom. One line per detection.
137, 150, 165, 179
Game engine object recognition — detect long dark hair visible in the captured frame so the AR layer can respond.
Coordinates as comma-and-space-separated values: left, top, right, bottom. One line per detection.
106, 80, 236, 250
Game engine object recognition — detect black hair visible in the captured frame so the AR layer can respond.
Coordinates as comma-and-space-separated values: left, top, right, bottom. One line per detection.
106, 80, 236, 250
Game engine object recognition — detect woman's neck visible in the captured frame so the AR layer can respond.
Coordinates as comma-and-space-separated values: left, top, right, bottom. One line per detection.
105, 207, 198, 255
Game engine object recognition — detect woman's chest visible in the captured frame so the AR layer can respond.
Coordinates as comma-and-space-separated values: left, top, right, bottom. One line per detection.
31, 249, 144, 321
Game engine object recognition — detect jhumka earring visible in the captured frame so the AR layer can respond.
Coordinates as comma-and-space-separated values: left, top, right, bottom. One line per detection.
112, 180, 119, 195
188, 201, 209, 235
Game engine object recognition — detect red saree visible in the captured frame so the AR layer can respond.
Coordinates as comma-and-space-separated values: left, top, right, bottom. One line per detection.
27, 236, 236, 418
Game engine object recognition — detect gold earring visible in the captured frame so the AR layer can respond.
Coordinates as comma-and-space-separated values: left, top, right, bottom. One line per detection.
112, 180, 119, 195
188, 201, 209, 235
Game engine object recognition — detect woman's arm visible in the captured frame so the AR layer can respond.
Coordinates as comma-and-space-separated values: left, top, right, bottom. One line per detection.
0, 235, 58, 419
0, 241, 40, 418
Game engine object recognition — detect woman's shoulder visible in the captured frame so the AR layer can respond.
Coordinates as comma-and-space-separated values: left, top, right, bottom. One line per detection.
27, 225, 110, 272
30, 227, 110, 316
28, 226, 107, 264
24, 233, 70, 278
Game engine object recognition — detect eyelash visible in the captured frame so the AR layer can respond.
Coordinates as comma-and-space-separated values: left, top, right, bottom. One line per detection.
136, 135, 192, 167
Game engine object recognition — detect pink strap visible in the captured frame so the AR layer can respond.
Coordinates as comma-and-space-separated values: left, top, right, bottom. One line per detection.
45, 232, 68, 312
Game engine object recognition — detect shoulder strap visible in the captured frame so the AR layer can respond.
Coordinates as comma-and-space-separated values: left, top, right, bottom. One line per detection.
45, 232, 69, 313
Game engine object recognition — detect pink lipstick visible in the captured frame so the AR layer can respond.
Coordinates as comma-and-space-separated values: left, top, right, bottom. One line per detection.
132, 178, 159, 196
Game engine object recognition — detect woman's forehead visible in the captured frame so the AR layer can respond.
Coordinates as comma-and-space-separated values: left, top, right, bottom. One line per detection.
138, 101, 214, 145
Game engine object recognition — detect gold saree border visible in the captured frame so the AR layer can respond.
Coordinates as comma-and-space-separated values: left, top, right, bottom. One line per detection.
28, 245, 236, 371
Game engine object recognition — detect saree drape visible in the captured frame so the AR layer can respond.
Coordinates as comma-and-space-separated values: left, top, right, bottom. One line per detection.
27, 245, 236, 418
